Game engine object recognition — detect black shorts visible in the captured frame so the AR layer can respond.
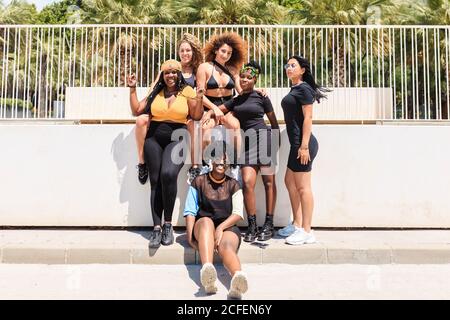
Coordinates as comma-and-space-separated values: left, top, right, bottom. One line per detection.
193, 216, 242, 249
240, 127, 273, 167
287, 134, 319, 172
205, 95, 233, 111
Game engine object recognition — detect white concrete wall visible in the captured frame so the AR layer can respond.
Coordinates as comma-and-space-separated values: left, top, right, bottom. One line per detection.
65, 87, 393, 120
1, 124, 450, 228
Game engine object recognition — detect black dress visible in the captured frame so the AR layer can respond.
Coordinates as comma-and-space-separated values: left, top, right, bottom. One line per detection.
224, 91, 275, 167
281, 82, 319, 172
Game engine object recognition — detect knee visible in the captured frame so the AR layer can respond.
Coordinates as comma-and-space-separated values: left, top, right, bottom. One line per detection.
225, 114, 240, 130
195, 218, 214, 235
229, 121, 240, 130
264, 179, 274, 191
284, 176, 291, 188
218, 241, 235, 256
297, 186, 311, 198
242, 178, 255, 192
136, 115, 148, 128
160, 169, 178, 185
148, 174, 159, 187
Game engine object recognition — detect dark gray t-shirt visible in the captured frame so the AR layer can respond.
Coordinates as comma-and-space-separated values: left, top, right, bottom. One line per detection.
224, 91, 274, 131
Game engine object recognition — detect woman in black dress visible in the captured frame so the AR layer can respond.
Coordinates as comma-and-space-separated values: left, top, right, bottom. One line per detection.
278, 55, 327, 246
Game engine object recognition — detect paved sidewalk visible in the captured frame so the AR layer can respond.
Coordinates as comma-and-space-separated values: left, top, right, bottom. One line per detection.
1, 229, 450, 264
1, 263, 450, 299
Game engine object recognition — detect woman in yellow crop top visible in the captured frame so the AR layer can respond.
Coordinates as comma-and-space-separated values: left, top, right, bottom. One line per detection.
129, 33, 203, 186
132, 59, 203, 248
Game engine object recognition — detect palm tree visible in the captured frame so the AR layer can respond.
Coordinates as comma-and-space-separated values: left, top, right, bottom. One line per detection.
286, 0, 395, 87
0, 0, 38, 24
80, 0, 175, 24
174, 0, 287, 24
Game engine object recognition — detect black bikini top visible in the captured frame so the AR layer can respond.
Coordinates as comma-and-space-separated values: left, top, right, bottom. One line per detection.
206, 60, 235, 90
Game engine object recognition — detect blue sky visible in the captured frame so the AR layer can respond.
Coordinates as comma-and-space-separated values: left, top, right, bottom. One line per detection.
4, 0, 57, 11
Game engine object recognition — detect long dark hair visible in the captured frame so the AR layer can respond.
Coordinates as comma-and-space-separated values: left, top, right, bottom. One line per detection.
145, 70, 188, 114
289, 55, 329, 103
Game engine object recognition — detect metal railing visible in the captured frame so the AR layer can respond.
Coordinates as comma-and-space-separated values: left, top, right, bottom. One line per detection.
0, 24, 449, 121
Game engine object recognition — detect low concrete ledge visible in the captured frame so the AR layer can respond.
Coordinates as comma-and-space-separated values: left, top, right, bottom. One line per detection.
2, 124, 450, 228
1, 230, 450, 265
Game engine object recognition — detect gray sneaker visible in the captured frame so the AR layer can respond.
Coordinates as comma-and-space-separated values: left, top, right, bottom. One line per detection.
149, 228, 162, 248
227, 164, 241, 181
161, 223, 174, 246
200, 164, 211, 175
187, 167, 201, 184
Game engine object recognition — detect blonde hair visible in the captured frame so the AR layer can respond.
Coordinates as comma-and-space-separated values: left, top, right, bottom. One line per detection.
178, 33, 203, 73
204, 32, 247, 70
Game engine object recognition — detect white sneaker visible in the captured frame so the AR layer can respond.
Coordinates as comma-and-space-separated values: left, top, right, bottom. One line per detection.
228, 271, 248, 299
227, 165, 241, 181
277, 222, 296, 237
200, 263, 218, 294
200, 164, 211, 175
285, 228, 316, 245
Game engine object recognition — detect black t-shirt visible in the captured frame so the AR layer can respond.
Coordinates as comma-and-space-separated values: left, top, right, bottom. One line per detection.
281, 82, 315, 146
224, 91, 274, 131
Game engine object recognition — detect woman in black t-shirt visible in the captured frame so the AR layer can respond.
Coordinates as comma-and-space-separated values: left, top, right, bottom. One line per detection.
278, 55, 327, 246
208, 61, 280, 243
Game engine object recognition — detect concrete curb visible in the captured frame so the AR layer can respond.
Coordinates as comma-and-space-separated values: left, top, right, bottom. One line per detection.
1, 230, 450, 265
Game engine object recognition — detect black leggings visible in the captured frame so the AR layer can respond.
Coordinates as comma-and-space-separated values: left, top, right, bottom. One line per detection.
144, 121, 187, 226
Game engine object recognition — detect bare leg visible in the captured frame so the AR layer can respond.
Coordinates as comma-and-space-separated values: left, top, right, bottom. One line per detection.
292, 172, 314, 232
284, 168, 302, 228
135, 114, 149, 164
241, 166, 258, 217
261, 167, 277, 215
219, 231, 248, 299
223, 112, 241, 161
217, 231, 241, 276
201, 118, 217, 155
187, 118, 204, 167
194, 217, 215, 264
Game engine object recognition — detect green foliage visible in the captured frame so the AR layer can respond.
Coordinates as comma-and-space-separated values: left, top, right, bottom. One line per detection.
0, 0, 38, 24
172, 0, 288, 24
37, 0, 81, 24
0, 98, 33, 110
0, 0, 449, 25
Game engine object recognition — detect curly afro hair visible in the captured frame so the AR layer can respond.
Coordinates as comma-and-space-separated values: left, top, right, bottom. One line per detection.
204, 32, 247, 71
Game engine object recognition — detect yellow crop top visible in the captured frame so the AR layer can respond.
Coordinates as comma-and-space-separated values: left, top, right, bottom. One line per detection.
150, 86, 196, 124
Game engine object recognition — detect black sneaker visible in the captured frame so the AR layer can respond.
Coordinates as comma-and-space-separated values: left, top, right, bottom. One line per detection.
161, 223, 174, 246
137, 163, 148, 185
187, 167, 201, 184
243, 217, 258, 243
257, 219, 274, 241
149, 228, 162, 248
